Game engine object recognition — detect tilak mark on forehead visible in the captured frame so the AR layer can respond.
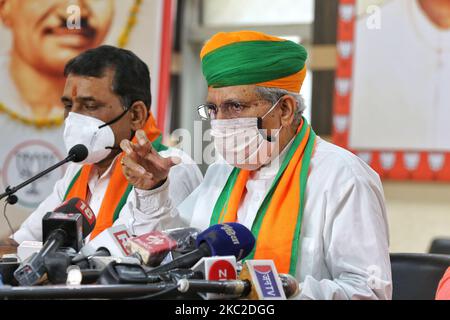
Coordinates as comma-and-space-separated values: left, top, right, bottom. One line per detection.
72, 85, 77, 98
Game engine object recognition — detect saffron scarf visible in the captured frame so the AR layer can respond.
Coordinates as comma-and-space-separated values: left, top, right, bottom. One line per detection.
63, 114, 167, 240
210, 118, 316, 275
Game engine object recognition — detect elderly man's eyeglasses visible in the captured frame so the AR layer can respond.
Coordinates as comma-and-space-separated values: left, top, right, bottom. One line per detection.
197, 100, 267, 120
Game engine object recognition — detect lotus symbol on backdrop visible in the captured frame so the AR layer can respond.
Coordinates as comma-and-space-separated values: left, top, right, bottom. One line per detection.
15, 151, 56, 195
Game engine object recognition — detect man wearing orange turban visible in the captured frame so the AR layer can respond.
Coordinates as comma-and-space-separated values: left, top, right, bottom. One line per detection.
121, 31, 392, 300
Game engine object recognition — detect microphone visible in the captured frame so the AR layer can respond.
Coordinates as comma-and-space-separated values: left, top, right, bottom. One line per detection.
191, 256, 238, 300
182, 274, 299, 299
237, 260, 289, 300
0, 144, 88, 205
17, 241, 43, 262
68, 254, 143, 285
43, 252, 72, 285
13, 198, 96, 286
0, 283, 179, 300
177, 260, 299, 300
73, 226, 199, 284
147, 223, 255, 275
165, 227, 200, 254
74, 223, 253, 285
127, 231, 178, 267
71, 225, 138, 282
77, 224, 132, 260
126, 227, 200, 267
48, 197, 97, 244
94, 258, 236, 287
67, 144, 89, 163
96, 261, 203, 287
0, 256, 20, 286
127, 227, 200, 267
69, 227, 200, 284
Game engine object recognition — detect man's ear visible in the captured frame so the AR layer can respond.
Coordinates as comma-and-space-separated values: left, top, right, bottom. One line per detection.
279, 95, 297, 127
0, 0, 12, 28
129, 101, 149, 131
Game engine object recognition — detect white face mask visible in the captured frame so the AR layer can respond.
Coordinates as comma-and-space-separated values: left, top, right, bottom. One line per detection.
210, 99, 282, 171
63, 112, 116, 164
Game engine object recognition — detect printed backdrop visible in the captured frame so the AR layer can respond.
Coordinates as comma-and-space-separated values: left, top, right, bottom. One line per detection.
333, 0, 450, 181
0, 0, 173, 237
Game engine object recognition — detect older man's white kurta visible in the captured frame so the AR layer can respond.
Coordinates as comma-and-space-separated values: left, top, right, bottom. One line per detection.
177, 137, 392, 300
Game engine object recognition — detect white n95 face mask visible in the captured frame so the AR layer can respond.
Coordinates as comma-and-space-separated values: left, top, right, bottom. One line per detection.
63, 112, 115, 164
210, 99, 282, 171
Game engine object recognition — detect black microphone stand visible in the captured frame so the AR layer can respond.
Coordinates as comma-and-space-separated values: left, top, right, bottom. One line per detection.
0, 155, 75, 205
0, 284, 180, 299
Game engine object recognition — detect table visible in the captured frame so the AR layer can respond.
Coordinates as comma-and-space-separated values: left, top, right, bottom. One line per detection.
0, 245, 17, 256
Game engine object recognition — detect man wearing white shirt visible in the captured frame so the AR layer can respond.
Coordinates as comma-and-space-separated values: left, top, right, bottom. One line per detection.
1, 45, 202, 246
120, 31, 392, 300
350, 0, 450, 150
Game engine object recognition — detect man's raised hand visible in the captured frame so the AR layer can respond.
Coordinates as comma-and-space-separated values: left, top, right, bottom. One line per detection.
119, 130, 180, 190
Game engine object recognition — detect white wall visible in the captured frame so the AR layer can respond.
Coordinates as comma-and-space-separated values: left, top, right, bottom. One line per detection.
384, 181, 450, 253
202, 0, 314, 26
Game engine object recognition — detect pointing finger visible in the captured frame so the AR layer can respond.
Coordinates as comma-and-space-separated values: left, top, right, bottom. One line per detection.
134, 130, 154, 156
120, 139, 133, 155
136, 130, 152, 148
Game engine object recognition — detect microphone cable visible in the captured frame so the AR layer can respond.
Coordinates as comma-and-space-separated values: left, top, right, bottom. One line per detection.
3, 201, 15, 242
124, 283, 180, 300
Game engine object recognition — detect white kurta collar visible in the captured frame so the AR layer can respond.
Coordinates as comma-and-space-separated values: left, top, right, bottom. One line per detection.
88, 155, 120, 190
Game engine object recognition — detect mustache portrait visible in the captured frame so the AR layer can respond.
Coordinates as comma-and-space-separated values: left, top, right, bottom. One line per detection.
0, 0, 114, 120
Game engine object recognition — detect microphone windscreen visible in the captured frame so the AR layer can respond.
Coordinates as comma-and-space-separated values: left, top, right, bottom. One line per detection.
44, 252, 72, 284
165, 227, 200, 253
196, 223, 255, 261
54, 198, 96, 238
68, 144, 88, 163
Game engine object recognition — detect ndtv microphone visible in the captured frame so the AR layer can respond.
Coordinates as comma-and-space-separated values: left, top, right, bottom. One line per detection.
238, 260, 287, 300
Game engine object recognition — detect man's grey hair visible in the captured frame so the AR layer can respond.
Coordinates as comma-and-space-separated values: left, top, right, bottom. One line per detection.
255, 86, 306, 125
